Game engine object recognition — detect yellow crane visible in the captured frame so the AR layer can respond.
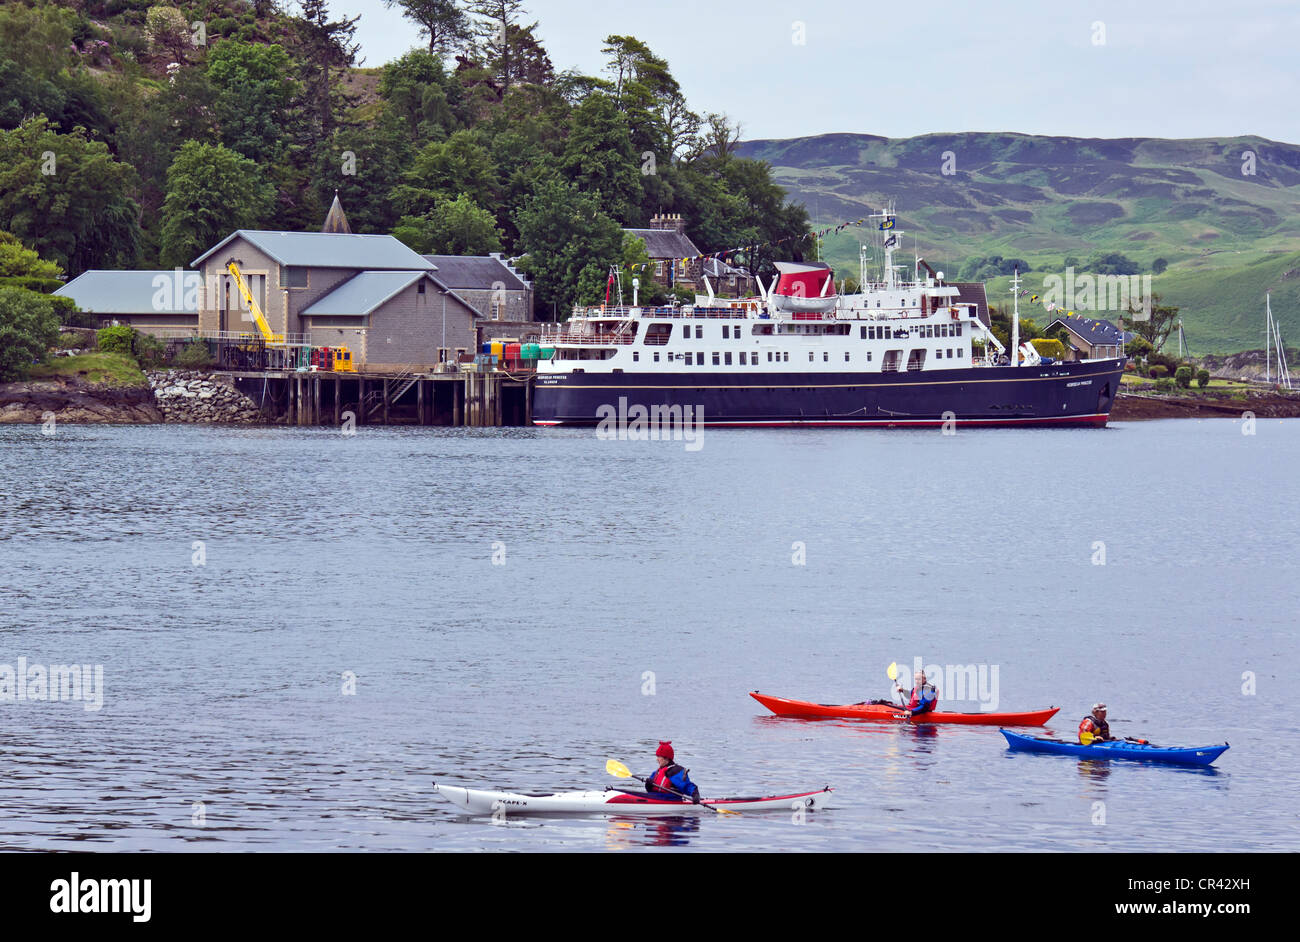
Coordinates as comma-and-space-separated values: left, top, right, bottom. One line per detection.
225, 258, 356, 372
225, 259, 283, 343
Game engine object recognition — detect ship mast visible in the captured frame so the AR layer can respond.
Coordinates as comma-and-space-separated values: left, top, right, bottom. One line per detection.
1010, 268, 1022, 367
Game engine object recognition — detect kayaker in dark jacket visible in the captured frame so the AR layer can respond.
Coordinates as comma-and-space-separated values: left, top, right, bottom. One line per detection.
646, 741, 700, 802
1078, 703, 1114, 744
895, 670, 938, 717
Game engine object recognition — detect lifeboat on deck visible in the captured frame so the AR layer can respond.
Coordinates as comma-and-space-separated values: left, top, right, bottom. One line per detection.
769, 261, 837, 314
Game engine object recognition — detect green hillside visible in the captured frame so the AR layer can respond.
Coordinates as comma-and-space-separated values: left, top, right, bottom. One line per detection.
738, 133, 1300, 353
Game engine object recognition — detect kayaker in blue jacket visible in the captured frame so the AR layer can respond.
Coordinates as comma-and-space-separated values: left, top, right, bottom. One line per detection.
646, 741, 701, 802
894, 669, 938, 717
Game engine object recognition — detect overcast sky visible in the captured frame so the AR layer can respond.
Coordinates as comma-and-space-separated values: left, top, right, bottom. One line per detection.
338, 0, 1300, 144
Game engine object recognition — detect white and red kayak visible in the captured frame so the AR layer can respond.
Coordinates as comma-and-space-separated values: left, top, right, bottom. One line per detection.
433, 782, 833, 815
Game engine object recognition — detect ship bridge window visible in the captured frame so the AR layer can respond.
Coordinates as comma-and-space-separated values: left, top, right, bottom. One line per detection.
695, 325, 704, 339
861, 326, 868, 339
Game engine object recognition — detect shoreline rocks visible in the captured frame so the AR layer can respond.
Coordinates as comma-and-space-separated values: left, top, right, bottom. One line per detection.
147, 371, 265, 424
0, 379, 164, 424
0, 370, 270, 425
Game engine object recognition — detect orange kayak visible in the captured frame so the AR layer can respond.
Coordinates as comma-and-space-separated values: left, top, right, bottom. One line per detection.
751, 691, 1059, 726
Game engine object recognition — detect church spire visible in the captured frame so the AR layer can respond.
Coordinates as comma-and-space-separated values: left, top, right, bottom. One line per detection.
322, 190, 351, 234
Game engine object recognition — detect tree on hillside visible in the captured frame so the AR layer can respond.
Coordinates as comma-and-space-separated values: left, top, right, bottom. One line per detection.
379, 50, 463, 143
392, 193, 503, 255
0, 4, 113, 137
560, 94, 642, 224
207, 40, 299, 163
506, 23, 553, 86
384, 0, 473, 55
1123, 293, 1180, 352
515, 178, 623, 318
390, 129, 500, 217
0, 286, 60, 382
601, 35, 696, 164
145, 6, 192, 63
1087, 251, 1140, 275
469, 0, 529, 94
0, 118, 140, 276
295, 0, 360, 141
160, 141, 274, 269
694, 113, 742, 162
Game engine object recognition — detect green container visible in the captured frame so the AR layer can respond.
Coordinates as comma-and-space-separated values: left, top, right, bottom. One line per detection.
539, 346, 555, 359
521, 343, 540, 360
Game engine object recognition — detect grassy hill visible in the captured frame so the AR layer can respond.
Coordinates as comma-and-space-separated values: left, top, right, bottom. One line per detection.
737, 133, 1300, 353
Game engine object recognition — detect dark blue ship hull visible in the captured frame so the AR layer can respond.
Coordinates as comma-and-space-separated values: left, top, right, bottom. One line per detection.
533, 359, 1126, 428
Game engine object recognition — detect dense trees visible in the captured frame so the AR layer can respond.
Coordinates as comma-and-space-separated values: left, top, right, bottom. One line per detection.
0, 2, 809, 316
0, 118, 140, 275
160, 141, 274, 268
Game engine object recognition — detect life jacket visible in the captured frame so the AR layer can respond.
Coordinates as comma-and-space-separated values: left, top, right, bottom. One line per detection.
648, 763, 695, 799
1078, 715, 1110, 743
907, 683, 938, 713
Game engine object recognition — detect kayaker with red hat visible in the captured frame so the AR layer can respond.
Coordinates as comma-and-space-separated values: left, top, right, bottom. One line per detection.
894, 669, 938, 717
646, 741, 700, 802
1078, 703, 1115, 744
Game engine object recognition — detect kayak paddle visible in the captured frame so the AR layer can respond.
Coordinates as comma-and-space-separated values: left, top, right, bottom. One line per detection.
887, 662, 911, 719
605, 759, 739, 816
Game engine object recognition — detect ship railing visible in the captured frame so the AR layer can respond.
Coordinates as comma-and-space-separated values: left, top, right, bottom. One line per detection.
539, 330, 635, 346
570, 305, 758, 320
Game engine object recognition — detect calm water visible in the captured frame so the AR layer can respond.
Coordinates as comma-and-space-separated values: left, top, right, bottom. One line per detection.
0, 419, 1297, 852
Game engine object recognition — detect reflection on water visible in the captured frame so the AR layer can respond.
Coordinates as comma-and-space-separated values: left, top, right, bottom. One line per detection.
0, 422, 1295, 851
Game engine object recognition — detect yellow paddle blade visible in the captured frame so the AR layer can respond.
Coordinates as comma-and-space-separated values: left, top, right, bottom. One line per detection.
711, 805, 741, 816
606, 759, 633, 778
887, 662, 899, 682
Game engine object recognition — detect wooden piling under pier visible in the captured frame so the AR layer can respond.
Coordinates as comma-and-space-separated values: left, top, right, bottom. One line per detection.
220, 370, 532, 428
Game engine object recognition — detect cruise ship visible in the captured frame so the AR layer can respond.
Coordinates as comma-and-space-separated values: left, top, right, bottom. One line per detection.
532, 213, 1126, 428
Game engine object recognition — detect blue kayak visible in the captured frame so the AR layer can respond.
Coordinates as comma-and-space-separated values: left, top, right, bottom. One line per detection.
1000, 729, 1228, 766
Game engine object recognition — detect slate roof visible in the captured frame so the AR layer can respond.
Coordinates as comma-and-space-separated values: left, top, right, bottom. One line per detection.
421, 254, 530, 291
623, 228, 702, 260
55, 270, 201, 313
192, 231, 433, 270
951, 282, 990, 328
301, 270, 477, 317
1046, 313, 1125, 346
